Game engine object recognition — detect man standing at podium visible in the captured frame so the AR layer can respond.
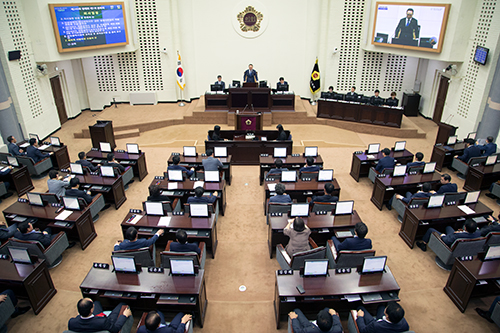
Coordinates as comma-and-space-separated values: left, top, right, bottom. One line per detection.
243, 64, 258, 83
394, 8, 419, 46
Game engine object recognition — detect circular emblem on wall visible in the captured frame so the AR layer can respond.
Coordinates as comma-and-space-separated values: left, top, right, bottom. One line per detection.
245, 119, 252, 125
232, 1, 269, 39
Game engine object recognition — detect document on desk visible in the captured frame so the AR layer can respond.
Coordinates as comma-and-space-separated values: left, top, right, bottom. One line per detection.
168, 182, 178, 190
344, 294, 361, 302
38, 144, 51, 150
158, 216, 171, 227
193, 181, 204, 188
268, 183, 276, 192
0, 166, 8, 172
127, 214, 143, 225
458, 205, 476, 215
366, 155, 376, 160
19, 143, 29, 148
55, 210, 73, 220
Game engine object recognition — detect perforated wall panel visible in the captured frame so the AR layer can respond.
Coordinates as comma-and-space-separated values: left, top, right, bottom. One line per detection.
360, 51, 383, 92
383, 54, 407, 93
118, 52, 140, 91
94, 55, 117, 92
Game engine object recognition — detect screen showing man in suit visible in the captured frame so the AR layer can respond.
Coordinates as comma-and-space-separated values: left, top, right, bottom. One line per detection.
395, 8, 419, 45
243, 64, 258, 83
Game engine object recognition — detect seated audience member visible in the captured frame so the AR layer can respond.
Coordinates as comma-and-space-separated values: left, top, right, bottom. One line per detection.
210, 125, 223, 141
47, 170, 70, 198
476, 295, 500, 323
276, 124, 288, 141
311, 183, 338, 204
331, 221, 372, 251
202, 149, 223, 171
7, 135, 25, 156
267, 159, 288, 176
0, 289, 30, 319
137, 310, 192, 333
356, 302, 410, 333
76, 151, 98, 172
370, 89, 383, 105
68, 298, 132, 333
168, 155, 195, 177
482, 136, 497, 156
147, 185, 171, 202
187, 186, 218, 204
66, 178, 93, 204
214, 75, 225, 90
345, 86, 357, 99
395, 182, 433, 204
114, 226, 163, 251
288, 308, 343, 333
407, 152, 425, 167
416, 219, 480, 251
430, 174, 457, 195
170, 229, 201, 254
104, 153, 125, 173
328, 86, 334, 94
284, 217, 311, 256
375, 148, 395, 173
480, 214, 500, 236
455, 138, 481, 163
26, 138, 50, 163
13, 221, 57, 248
299, 157, 320, 173
269, 183, 292, 203
387, 91, 399, 105
0, 220, 18, 242
277, 77, 288, 89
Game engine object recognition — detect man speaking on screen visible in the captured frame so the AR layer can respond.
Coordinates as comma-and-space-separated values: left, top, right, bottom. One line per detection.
394, 8, 419, 46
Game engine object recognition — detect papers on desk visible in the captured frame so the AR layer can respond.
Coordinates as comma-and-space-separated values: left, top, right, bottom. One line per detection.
38, 144, 51, 150
458, 205, 476, 215
127, 214, 143, 225
11, 216, 27, 222
193, 181, 204, 188
55, 210, 73, 221
158, 216, 171, 227
19, 143, 29, 148
168, 182, 178, 190
161, 191, 175, 196
0, 166, 9, 172
268, 183, 277, 192
366, 155, 376, 159
344, 294, 361, 302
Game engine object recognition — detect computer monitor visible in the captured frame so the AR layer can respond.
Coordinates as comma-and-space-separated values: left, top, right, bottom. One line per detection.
394, 141, 406, 152
189, 203, 209, 218
126, 143, 139, 154
167, 169, 183, 181
143, 201, 165, 216
62, 196, 82, 210
467, 132, 477, 140
367, 143, 380, 154
345, 94, 355, 101
8, 247, 32, 264
40, 193, 60, 204
7, 156, 19, 167
484, 245, 500, 260
423, 162, 436, 174
29, 133, 39, 142
361, 256, 387, 274
27, 192, 44, 207
335, 201, 354, 215
332, 93, 344, 101
100, 165, 115, 177
99, 142, 112, 153
214, 146, 227, 157
274, 147, 287, 158
232, 80, 241, 88
427, 194, 445, 208
485, 155, 497, 166
169, 258, 195, 276
259, 80, 267, 88
70, 163, 84, 175
204, 171, 220, 182
183, 146, 196, 157
281, 170, 296, 182
318, 169, 333, 181
447, 135, 457, 145
393, 165, 407, 177
464, 190, 480, 204
210, 84, 222, 92
385, 98, 398, 106
304, 146, 318, 157
360, 96, 371, 104
50, 136, 61, 146
321, 92, 333, 99
303, 259, 329, 277
277, 84, 289, 92
112, 256, 137, 273
290, 203, 309, 217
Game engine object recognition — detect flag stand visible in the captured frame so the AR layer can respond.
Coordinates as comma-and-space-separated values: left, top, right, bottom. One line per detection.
179, 89, 185, 107
311, 92, 316, 105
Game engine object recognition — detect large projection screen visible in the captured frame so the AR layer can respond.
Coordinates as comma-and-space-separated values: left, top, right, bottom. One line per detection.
49, 2, 128, 53
371, 2, 451, 53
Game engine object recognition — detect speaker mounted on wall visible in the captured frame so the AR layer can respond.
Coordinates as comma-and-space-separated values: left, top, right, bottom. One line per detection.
8, 50, 21, 61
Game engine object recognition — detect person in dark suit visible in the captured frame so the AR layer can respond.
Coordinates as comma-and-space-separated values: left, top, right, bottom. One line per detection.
26, 138, 50, 163
417, 219, 481, 251
311, 183, 338, 204
300, 157, 320, 174
356, 302, 410, 333
394, 8, 419, 46
104, 153, 125, 173
267, 159, 288, 176
480, 214, 500, 236
407, 152, 425, 168
430, 174, 458, 195
0, 220, 18, 242
66, 178, 93, 204
455, 138, 481, 163
168, 155, 194, 177
76, 152, 98, 172
288, 308, 343, 333
147, 185, 171, 203
243, 64, 258, 83
114, 226, 163, 251
137, 310, 191, 333
370, 90, 383, 106
170, 229, 201, 254
187, 186, 217, 204
476, 295, 500, 323
214, 75, 225, 90
269, 183, 292, 203
68, 298, 132, 333
202, 149, 223, 171
345, 86, 357, 100
328, 86, 334, 94
0, 289, 30, 319
13, 221, 56, 248
7, 136, 25, 156
396, 182, 433, 204
386, 92, 399, 106
375, 148, 395, 173
276, 124, 288, 141
277, 77, 288, 89
481, 136, 497, 156
331, 222, 372, 251
210, 125, 223, 141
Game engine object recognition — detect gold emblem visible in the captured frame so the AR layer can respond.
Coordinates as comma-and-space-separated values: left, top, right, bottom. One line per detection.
237, 6, 263, 32
245, 119, 252, 125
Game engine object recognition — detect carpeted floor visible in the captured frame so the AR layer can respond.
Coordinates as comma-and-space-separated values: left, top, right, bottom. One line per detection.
2, 104, 499, 332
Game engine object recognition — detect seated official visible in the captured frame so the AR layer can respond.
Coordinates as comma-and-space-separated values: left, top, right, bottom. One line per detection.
288, 308, 343, 333
386, 91, 399, 106
147, 185, 171, 202
0, 289, 30, 319
476, 295, 500, 323
137, 310, 191, 333
47, 170, 70, 198
7, 135, 25, 156
356, 302, 409, 333
214, 75, 225, 90
375, 148, 395, 173
210, 125, 223, 141
104, 153, 125, 173
66, 178, 93, 204
26, 138, 50, 163
269, 183, 292, 203
187, 186, 218, 204
417, 219, 480, 251
481, 136, 497, 156
455, 138, 481, 163
370, 90, 383, 106
76, 151, 98, 172
170, 229, 201, 254
114, 226, 163, 251
480, 214, 500, 236
168, 155, 194, 177
284, 217, 311, 256
345, 86, 357, 99
332, 222, 372, 252
0, 220, 18, 242
407, 152, 425, 167
276, 124, 288, 141
68, 298, 132, 333
276, 77, 288, 89
311, 183, 338, 204
267, 159, 288, 176
430, 174, 457, 195
299, 157, 320, 173
396, 182, 433, 204
202, 149, 223, 171
13, 221, 57, 248
328, 86, 335, 94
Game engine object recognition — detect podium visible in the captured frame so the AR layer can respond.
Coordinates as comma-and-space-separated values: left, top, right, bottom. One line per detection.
435, 122, 457, 145
236, 113, 262, 131
402, 93, 420, 116
89, 120, 116, 149
243, 82, 258, 88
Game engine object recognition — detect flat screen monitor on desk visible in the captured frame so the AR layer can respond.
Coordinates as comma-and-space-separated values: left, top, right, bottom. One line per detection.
385, 98, 398, 106
427, 194, 445, 208
290, 203, 309, 217
112, 256, 137, 273
423, 162, 436, 174
190, 203, 209, 218
214, 146, 227, 158
7, 156, 19, 167
486, 155, 498, 166
274, 147, 287, 158
50, 136, 61, 146
100, 166, 115, 178
484, 245, 500, 260
167, 169, 183, 181
27, 192, 44, 207
281, 170, 296, 182
70, 163, 84, 175
259, 80, 268, 88
447, 136, 457, 145
277, 84, 289, 92
367, 143, 380, 154
8, 247, 32, 264
332, 93, 344, 100
393, 165, 406, 177
170, 258, 195, 276
318, 169, 333, 181
335, 201, 354, 215
62, 196, 82, 211
464, 191, 480, 204
183, 146, 196, 157
467, 132, 477, 140
143, 201, 166, 216
321, 92, 332, 99
210, 84, 223, 92
232, 80, 241, 88
304, 146, 318, 157
204, 171, 220, 182
99, 142, 112, 153
303, 259, 329, 277
361, 256, 387, 274
394, 141, 406, 152
126, 143, 139, 154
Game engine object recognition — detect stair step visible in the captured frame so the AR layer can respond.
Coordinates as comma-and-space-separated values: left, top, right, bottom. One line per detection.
115, 128, 140, 139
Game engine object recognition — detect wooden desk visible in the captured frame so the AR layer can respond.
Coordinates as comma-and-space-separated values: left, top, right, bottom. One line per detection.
121, 212, 218, 258
86, 149, 149, 181
0, 164, 33, 197
267, 211, 361, 258
350, 150, 414, 182
204, 93, 229, 110
464, 163, 500, 191
166, 154, 232, 186
370, 172, 442, 210
259, 155, 324, 185
80, 267, 207, 327
316, 99, 404, 128
444, 257, 500, 312
271, 93, 295, 111
206, 139, 293, 165
3, 201, 97, 250
204, 91, 295, 112
430, 143, 466, 172
0, 259, 56, 315
74, 173, 127, 209
399, 202, 493, 248
274, 268, 400, 328
17, 142, 71, 170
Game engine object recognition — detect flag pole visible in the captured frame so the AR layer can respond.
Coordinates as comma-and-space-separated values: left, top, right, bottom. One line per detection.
311, 92, 316, 106
179, 89, 185, 107
177, 50, 185, 107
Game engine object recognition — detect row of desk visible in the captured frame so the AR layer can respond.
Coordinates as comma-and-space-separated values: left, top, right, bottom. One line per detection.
204, 88, 294, 111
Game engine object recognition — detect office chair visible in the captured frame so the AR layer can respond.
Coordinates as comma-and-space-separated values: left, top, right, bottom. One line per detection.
112, 246, 155, 268
451, 156, 486, 179
348, 310, 415, 333
136, 311, 193, 333
63, 305, 134, 333
160, 240, 206, 270
276, 238, 326, 270
428, 232, 487, 270
368, 167, 393, 183
326, 239, 375, 269
392, 197, 429, 222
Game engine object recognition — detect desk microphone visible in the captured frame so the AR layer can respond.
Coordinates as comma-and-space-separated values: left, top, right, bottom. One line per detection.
251, 104, 255, 112
241, 104, 248, 113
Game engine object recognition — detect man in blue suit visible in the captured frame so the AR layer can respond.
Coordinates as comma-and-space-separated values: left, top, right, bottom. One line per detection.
375, 148, 395, 173
396, 182, 433, 204
114, 226, 163, 251
289, 308, 343, 333
68, 298, 132, 333
299, 157, 321, 173
267, 159, 288, 176
417, 219, 480, 251
168, 155, 195, 178
6, 136, 25, 156
331, 222, 372, 251
26, 138, 50, 163
214, 75, 225, 90
481, 136, 497, 156
311, 183, 338, 204
269, 183, 292, 203
13, 221, 55, 248
406, 152, 425, 168
276, 77, 288, 89
76, 152, 98, 172
356, 302, 410, 333
137, 310, 191, 333
456, 138, 481, 163
187, 186, 217, 204
170, 229, 201, 254
243, 64, 258, 83
430, 174, 457, 195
